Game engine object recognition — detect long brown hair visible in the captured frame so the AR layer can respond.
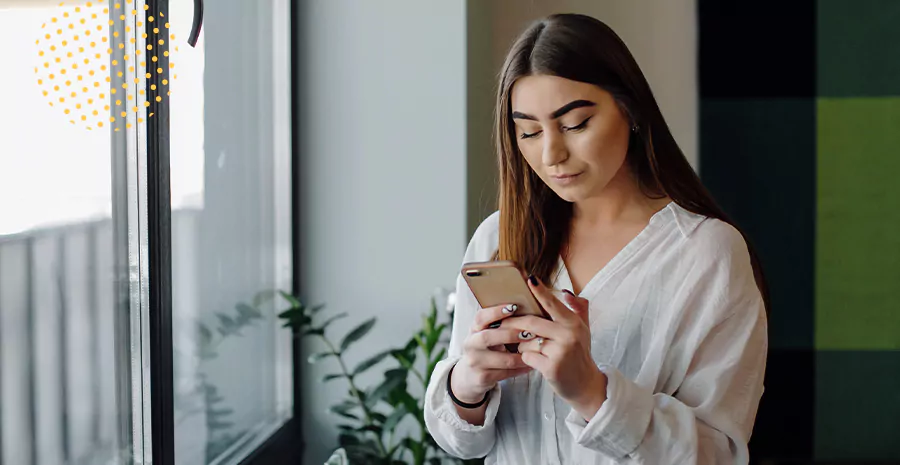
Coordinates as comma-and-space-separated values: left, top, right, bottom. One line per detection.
491, 13, 769, 311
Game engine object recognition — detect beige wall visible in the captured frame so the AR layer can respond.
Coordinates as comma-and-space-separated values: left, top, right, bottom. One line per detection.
466, 0, 698, 236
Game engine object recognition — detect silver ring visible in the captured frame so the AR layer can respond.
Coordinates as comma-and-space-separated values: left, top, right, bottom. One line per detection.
536, 337, 545, 353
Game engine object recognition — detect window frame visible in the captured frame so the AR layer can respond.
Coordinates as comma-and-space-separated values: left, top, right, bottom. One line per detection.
143, 0, 303, 463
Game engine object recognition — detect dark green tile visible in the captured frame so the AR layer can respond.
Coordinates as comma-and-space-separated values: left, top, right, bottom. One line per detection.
817, 98, 900, 350
818, 0, 900, 97
701, 99, 816, 350
815, 350, 900, 461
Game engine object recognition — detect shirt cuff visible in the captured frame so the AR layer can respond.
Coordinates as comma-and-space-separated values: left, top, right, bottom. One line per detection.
564, 364, 654, 458
425, 357, 503, 433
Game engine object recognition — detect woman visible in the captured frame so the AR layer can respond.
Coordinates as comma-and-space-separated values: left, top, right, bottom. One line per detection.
423, 13, 768, 465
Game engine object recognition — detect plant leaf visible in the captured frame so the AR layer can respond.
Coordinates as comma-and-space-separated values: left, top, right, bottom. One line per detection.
402, 437, 424, 460
397, 391, 422, 426
302, 327, 325, 336
426, 348, 446, 383
413, 333, 427, 352
365, 371, 406, 409
337, 432, 360, 447
309, 303, 327, 314
277, 308, 303, 319
278, 291, 302, 308
322, 373, 346, 383
340, 317, 376, 352
355, 424, 382, 434
331, 410, 360, 421
385, 367, 408, 381
392, 352, 413, 370
351, 349, 391, 376
307, 351, 337, 364
330, 400, 357, 414
320, 312, 349, 331
336, 423, 355, 432
329, 402, 360, 421
382, 405, 408, 433
425, 323, 445, 351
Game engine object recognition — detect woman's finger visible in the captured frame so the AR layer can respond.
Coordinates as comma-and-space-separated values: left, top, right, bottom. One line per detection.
471, 302, 521, 332
467, 328, 533, 350
466, 349, 530, 370
499, 315, 567, 340
483, 366, 533, 384
526, 275, 575, 323
520, 349, 552, 375
560, 290, 591, 325
517, 336, 562, 358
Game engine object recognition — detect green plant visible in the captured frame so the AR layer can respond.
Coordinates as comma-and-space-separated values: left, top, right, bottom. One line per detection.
277, 291, 461, 464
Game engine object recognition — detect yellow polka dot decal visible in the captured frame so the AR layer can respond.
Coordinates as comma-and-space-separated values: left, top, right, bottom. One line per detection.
34, 1, 178, 131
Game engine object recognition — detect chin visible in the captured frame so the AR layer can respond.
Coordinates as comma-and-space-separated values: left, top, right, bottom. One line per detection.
548, 185, 586, 203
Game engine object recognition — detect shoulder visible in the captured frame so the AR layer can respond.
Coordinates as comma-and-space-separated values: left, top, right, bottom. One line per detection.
462, 210, 501, 263
668, 203, 751, 269
669, 207, 761, 319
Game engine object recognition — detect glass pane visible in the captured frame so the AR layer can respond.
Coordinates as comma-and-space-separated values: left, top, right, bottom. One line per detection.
0, 1, 145, 464
169, 0, 293, 463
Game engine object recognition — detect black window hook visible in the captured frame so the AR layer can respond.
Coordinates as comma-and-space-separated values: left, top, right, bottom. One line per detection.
188, 0, 203, 47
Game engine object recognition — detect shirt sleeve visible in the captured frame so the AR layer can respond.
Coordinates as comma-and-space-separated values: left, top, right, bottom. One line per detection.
564, 222, 769, 465
424, 213, 502, 459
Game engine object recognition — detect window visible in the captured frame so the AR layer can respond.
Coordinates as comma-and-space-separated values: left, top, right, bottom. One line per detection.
0, 1, 296, 464
168, 0, 293, 464
0, 2, 146, 464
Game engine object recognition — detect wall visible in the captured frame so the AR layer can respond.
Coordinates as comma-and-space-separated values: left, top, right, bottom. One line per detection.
699, 0, 900, 462
465, 0, 698, 236
295, 0, 468, 462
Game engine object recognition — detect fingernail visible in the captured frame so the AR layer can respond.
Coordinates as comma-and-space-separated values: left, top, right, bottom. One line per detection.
528, 275, 538, 286
518, 330, 533, 340
488, 321, 501, 329
502, 304, 518, 314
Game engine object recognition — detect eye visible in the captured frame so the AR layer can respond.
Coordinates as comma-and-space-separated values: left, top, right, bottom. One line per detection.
562, 116, 592, 133
520, 130, 542, 140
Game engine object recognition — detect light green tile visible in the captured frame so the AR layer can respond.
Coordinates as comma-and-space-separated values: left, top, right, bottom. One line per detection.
817, 98, 900, 350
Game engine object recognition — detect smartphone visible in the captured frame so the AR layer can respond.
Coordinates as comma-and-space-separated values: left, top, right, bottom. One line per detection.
460, 260, 548, 353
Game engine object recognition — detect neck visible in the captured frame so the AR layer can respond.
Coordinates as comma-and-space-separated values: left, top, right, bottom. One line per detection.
571, 164, 664, 228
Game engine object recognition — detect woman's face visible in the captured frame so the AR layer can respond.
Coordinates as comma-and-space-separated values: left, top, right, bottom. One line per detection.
510, 75, 632, 203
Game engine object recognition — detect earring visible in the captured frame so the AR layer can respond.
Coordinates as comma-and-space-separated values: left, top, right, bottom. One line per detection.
631, 124, 639, 133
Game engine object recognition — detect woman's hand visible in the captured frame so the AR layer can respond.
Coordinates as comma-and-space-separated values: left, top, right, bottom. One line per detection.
450, 302, 534, 403
502, 276, 608, 421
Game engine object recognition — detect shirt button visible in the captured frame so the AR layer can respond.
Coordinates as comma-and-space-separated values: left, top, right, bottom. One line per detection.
543, 412, 551, 421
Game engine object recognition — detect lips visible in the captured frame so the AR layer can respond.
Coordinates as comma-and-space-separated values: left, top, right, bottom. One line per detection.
550, 172, 582, 180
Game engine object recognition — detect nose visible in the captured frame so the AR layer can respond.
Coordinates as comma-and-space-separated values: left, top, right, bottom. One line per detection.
541, 130, 568, 167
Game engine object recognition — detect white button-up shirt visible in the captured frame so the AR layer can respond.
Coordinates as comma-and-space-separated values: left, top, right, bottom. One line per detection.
424, 203, 768, 464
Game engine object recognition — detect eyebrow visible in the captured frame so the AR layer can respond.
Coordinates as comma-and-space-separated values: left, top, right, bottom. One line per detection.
512, 99, 597, 121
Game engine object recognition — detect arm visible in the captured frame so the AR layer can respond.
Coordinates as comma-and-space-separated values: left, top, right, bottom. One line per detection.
423, 212, 511, 459
565, 297, 767, 464
564, 225, 769, 464
423, 269, 503, 459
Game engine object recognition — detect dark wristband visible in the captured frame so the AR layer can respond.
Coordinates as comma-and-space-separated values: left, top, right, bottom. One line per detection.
447, 364, 490, 409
